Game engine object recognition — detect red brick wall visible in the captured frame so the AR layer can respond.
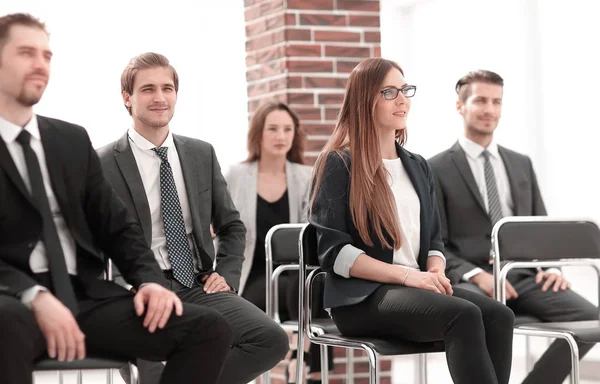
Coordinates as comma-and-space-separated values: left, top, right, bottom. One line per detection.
245, 0, 382, 164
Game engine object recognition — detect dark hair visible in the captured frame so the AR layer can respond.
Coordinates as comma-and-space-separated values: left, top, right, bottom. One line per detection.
0, 13, 48, 57
245, 101, 305, 164
121, 52, 179, 115
455, 70, 504, 102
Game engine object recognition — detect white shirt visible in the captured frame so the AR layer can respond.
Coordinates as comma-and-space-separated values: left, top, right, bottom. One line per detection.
333, 158, 445, 278
0, 115, 77, 276
127, 128, 198, 272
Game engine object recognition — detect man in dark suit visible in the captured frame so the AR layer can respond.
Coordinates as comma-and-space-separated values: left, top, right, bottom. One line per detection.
97, 52, 289, 384
428, 69, 598, 384
0, 13, 233, 384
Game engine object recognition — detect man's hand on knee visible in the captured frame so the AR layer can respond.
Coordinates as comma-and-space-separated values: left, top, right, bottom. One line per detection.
31, 291, 86, 362
134, 284, 183, 333
536, 271, 571, 292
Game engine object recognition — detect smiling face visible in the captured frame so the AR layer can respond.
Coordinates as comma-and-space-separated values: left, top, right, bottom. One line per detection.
0, 24, 51, 107
260, 109, 295, 159
457, 81, 503, 138
374, 68, 411, 134
122, 66, 177, 130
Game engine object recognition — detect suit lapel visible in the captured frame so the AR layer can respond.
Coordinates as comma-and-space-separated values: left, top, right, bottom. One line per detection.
245, 161, 258, 233
0, 138, 36, 208
498, 146, 521, 215
285, 161, 299, 223
38, 117, 69, 215
449, 141, 487, 214
173, 135, 205, 245
113, 133, 152, 245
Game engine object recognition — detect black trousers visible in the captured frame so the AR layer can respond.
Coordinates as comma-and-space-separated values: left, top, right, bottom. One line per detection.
120, 274, 289, 384
456, 268, 599, 384
331, 285, 515, 384
242, 269, 333, 373
0, 289, 232, 384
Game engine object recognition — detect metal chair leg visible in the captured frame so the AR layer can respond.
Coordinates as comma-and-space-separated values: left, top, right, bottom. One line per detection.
261, 369, 271, 384
346, 348, 354, 384
321, 344, 329, 384
106, 368, 114, 384
365, 348, 377, 384
563, 334, 580, 384
418, 354, 428, 384
76, 370, 83, 384
525, 336, 532, 372
129, 363, 140, 384
58, 371, 64, 384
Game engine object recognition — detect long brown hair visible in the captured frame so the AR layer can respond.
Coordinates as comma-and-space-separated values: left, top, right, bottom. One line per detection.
310, 58, 406, 249
245, 101, 306, 164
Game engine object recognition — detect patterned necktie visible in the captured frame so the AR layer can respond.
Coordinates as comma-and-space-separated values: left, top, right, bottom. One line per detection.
16, 130, 79, 314
482, 150, 503, 226
152, 147, 196, 288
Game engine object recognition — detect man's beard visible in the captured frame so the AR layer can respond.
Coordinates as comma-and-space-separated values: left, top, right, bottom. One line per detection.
16, 89, 42, 107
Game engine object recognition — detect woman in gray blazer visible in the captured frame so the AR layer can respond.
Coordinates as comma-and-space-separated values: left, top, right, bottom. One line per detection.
225, 102, 326, 383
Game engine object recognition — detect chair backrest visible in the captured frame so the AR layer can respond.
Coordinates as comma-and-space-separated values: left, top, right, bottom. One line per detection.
266, 223, 305, 264
493, 217, 600, 262
300, 223, 319, 267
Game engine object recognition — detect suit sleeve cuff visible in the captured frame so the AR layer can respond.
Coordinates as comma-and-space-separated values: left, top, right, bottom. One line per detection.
19, 285, 49, 310
462, 267, 484, 282
427, 251, 446, 265
333, 244, 365, 278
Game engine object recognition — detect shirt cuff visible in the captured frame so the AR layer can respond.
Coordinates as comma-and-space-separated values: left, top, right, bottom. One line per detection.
19, 285, 49, 310
427, 251, 446, 265
333, 244, 365, 278
462, 267, 484, 282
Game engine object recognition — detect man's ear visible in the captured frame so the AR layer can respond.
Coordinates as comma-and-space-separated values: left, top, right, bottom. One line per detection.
456, 100, 464, 116
122, 91, 131, 107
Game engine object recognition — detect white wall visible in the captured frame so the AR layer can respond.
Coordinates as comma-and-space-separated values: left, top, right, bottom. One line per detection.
2, 0, 249, 173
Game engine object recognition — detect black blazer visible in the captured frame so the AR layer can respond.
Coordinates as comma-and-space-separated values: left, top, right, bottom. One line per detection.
309, 143, 445, 309
0, 116, 167, 301
97, 133, 246, 291
428, 141, 547, 284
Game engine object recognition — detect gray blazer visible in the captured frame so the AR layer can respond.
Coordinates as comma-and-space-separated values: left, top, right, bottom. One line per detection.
97, 133, 246, 291
428, 141, 547, 284
224, 161, 312, 294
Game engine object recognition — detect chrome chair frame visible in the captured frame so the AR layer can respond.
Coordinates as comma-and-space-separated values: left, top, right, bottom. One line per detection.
492, 216, 600, 384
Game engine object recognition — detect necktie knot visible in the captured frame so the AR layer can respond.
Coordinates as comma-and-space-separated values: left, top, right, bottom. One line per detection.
16, 130, 32, 146
481, 150, 491, 160
152, 146, 169, 162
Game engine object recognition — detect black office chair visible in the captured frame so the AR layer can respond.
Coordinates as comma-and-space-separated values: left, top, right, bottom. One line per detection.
298, 223, 445, 384
491, 216, 600, 384
262, 223, 336, 384
33, 259, 139, 384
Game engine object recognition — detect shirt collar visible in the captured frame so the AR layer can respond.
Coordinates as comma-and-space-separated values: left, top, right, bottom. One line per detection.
127, 127, 174, 151
0, 114, 40, 144
458, 135, 500, 160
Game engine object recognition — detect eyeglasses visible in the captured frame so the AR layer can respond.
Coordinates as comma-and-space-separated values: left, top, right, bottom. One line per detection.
380, 85, 417, 100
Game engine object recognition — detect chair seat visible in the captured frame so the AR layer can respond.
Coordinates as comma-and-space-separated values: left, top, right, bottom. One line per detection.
34, 356, 131, 371
281, 318, 339, 334
516, 320, 600, 343
514, 314, 542, 326
313, 333, 445, 356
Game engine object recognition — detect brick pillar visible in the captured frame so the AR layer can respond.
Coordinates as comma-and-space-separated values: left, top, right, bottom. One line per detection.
245, 0, 382, 164
245, 1, 388, 383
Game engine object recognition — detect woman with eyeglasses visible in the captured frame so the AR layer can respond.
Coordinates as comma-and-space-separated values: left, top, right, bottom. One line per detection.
225, 101, 331, 384
309, 58, 515, 384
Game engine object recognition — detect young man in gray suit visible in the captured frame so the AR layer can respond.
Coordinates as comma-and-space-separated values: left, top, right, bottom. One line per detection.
428, 70, 598, 384
97, 52, 289, 384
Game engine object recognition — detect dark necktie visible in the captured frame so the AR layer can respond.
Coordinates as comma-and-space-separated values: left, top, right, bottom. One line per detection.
16, 130, 78, 314
152, 147, 196, 288
482, 150, 503, 226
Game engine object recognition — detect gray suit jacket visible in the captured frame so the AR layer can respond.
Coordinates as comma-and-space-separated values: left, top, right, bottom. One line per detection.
97, 133, 246, 291
224, 161, 312, 294
428, 141, 547, 284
